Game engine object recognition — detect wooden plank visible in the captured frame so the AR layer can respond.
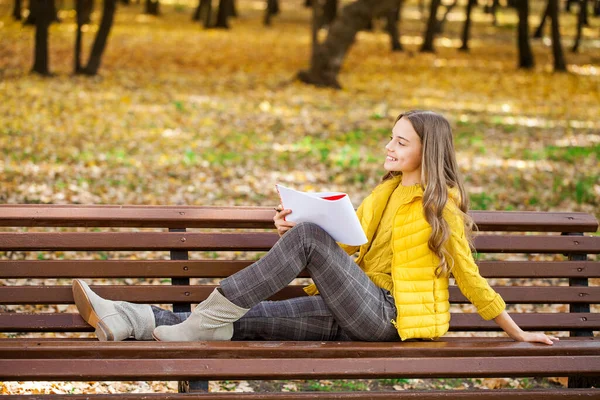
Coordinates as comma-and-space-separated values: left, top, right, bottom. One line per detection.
1, 285, 598, 305
0, 232, 279, 251
1, 233, 598, 253
476, 261, 600, 278
473, 235, 600, 254
0, 206, 597, 232
1, 356, 599, 380
1, 313, 598, 332
0, 206, 276, 229
0, 260, 273, 278
0, 285, 306, 304
1, 260, 598, 279
471, 211, 598, 233
0, 338, 598, 359
1, 389, 599, 399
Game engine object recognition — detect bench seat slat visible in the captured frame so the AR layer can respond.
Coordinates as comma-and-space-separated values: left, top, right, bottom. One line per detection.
1, 285, 598, 305
1, 313, 598, 332
1, 260, 598, 279
0, 206, 597, 232
3, 390, 600, 400
1, 356, 599, 380
1, 389, 599, 400
1, 233, 599, 253
0, 338, 598, 359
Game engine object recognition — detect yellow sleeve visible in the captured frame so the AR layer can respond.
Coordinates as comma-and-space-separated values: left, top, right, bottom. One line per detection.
445, 208, 505, 320
303, 198, 365, 296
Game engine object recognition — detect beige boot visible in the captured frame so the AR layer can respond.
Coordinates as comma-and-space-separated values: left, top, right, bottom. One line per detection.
152, 288, 249, 342
72, 279, 155, 341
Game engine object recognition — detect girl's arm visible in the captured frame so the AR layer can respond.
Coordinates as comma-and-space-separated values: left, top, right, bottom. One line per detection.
445, 206, 559, 346
493, 310, 559, 345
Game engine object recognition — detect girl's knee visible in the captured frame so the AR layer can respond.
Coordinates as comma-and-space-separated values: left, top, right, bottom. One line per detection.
292, 221, 330, 242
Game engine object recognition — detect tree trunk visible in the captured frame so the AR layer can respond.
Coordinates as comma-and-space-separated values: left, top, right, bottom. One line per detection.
145, 0, 159, 15
516, 0, 534, 69
486, 0, 499, 25
436, 0, 457, 34
323, 0, 337, 26
386, 0, 402, 51
534, 1, 551, 38
193, 0, 212, 27
572, 0, 588, 52
82, 0, 117, 75
548, 0, 566, 71
566, 0, 577, 12
13, 0, 22, 20
215, 0, 230, 28
582, 0, 590, 25
459, 0, 476, 51
228, 0, 237, 17
264, 0, 277, 26
595, 0, 600, 16
202, 0, 212, 27
421, 0, 440, 53
25, 0, 59, 24
297, 0, 398, 88
75, 0, 84, 73
74, 0, 93, 73
31, 0, 54, 75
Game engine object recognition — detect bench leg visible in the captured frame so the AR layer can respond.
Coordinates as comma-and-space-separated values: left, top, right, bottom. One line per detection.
565, 232, 598, 388
179, 380, 209, 393
169, 228, 210, 393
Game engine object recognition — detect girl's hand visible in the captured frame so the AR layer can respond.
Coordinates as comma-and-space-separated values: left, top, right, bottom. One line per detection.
517, 331, 559, 346
273, 204, 296, 237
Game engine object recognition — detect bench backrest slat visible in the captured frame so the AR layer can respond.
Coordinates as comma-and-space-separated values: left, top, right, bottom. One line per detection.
0, 206, 597, 232
0, 233, 598, 253
1, 260, 598, 279
1, 285, 598, 305
1, 312, 598, 332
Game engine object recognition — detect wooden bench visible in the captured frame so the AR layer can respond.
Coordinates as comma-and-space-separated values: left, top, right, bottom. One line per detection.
0, 204, 599, 398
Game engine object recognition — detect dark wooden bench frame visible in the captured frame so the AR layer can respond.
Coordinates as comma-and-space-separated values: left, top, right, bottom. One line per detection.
0, 205, 599, 398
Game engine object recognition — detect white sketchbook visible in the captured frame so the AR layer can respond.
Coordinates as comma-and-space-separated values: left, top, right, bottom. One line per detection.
275, 184, 368, 246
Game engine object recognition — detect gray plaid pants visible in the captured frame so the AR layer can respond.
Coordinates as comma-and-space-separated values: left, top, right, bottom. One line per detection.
152, 222, 400, 342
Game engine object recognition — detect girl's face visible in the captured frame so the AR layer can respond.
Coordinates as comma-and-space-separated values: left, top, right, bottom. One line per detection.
384, 117, 423, 174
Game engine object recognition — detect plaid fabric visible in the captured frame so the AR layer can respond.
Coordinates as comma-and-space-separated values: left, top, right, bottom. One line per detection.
153, 222, 400, 342
154, 296, 351, 341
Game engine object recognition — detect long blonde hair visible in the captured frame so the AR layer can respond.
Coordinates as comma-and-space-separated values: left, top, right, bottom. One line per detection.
383, 110, 475, 277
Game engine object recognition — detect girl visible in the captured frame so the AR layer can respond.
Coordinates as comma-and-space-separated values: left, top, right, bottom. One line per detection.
73, 110, 557, 345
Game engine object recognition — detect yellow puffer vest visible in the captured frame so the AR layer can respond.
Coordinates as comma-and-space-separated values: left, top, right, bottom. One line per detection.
348, 176, 506, 340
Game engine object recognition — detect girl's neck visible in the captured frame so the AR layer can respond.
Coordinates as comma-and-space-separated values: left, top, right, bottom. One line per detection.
400, 172, 421, 187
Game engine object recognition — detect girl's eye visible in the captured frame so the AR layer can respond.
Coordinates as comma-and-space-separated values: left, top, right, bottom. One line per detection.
389, 136, 404, 146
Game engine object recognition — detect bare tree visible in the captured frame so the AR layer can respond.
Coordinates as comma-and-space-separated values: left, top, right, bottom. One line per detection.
460, 0, 476, 51
80, 0, 118, 75
385, 0, 403, 51
516, 0, 534, 68
13, 0, 22, 20
421, 0, 441, 53
31, 0, 55, 75
75, 0, 95, 73
534, 1, 550, 38
193, 0, 212, 28
573, 0, 589, 52
264, 0, 279, 26
215, 0, 232, 28
146, 0, 159, 15
297, 0, 398, 88
548, 0, 567, 71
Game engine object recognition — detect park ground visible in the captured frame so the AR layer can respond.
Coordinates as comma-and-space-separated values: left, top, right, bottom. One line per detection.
0, 0, 599, 394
